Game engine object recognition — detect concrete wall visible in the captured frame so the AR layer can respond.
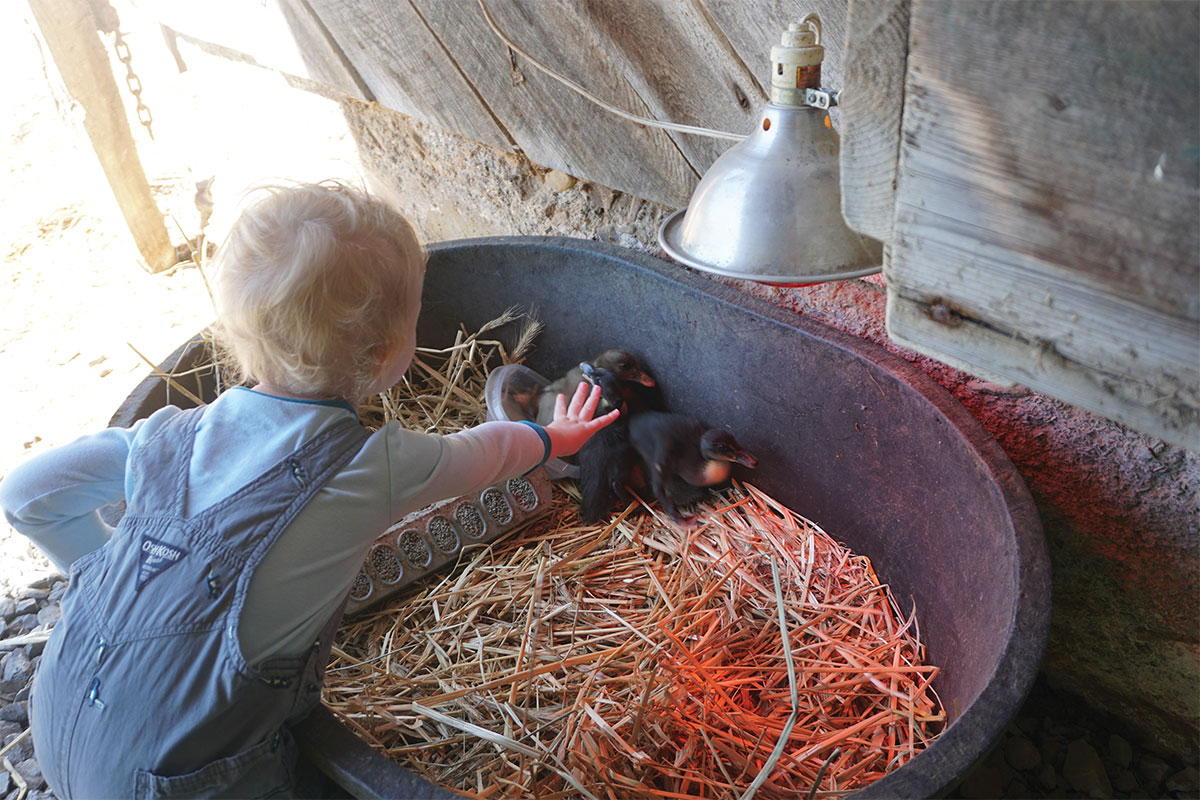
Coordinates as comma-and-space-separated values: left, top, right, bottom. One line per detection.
342, 98, 1199, 757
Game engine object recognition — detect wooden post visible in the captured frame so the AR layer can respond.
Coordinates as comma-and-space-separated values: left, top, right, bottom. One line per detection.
27, 0, 176, 271
839, 0, 910, 243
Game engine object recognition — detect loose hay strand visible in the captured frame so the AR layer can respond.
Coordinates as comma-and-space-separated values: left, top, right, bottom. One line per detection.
324, 315, 944, 799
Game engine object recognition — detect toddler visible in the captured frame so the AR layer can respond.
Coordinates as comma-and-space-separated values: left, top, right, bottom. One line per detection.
0, 181, 617, 798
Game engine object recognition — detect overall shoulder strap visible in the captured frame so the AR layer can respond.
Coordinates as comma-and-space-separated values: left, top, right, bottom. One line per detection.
192, 416, 370, 569
125, 405, 206, 517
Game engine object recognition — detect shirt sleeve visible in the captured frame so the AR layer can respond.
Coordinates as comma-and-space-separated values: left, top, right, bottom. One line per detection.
0, 406, 179, 572
383, 420, 549, 520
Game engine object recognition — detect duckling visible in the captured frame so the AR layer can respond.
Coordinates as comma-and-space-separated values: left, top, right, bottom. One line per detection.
576, 363, 642, 523
627, 411, 757, 524
536, 349, 655, 426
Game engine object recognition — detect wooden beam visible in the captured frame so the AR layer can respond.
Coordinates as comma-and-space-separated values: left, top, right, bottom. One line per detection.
886, 0, 1199, 449
839, 0, 909, 241
28, 0, 175, 271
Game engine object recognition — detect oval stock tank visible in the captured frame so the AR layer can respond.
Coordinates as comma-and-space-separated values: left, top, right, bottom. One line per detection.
111, 237, 1050, 798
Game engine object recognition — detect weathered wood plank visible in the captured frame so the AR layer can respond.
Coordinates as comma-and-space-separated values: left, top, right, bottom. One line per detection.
839, 0, 908, 241
276, 0, 375, 100
404, 0, 701, 206
565, 0, 762, 177
29, 0, 175, 271
303, 0, 513, 151
887, 0, 1200, 448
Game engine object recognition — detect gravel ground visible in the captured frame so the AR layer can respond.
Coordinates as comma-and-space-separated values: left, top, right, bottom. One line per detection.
1, 573, 1196, 799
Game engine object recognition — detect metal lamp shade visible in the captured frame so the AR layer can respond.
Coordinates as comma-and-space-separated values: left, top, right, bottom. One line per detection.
659, 104, 882, 284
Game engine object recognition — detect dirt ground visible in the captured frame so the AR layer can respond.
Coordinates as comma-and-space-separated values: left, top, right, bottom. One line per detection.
0, 0, 366, 592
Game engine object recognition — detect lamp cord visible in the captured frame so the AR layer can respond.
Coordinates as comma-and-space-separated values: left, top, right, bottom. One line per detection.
476, 0, 747, 142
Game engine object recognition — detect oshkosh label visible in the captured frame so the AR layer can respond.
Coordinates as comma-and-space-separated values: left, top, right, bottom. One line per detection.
136, 535, 188, 590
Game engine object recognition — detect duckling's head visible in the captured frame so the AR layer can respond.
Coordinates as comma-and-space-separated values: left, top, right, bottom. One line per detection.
690, 429, 757, 486
579, 362, 626, 415
699, 430, 758, 468
592, 349, 656, 387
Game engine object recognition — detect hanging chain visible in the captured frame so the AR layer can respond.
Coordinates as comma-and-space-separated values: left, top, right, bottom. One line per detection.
90, 0, 155, 139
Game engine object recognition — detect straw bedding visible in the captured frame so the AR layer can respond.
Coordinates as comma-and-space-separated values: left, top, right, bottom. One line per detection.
323, 313, 945, 799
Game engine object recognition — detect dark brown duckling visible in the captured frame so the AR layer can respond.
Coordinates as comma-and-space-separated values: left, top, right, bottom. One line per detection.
575, 363, 640, 523
627, 411, 757, 524
536, 349, 655, 426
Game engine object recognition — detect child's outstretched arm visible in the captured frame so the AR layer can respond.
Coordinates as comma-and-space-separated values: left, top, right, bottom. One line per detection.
543, 381, 621, 459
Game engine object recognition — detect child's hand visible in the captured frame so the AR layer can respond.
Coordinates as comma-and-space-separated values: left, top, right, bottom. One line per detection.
544, 382, 620, 459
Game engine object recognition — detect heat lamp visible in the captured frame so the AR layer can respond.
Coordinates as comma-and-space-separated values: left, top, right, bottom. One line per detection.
658, 15, 883, 285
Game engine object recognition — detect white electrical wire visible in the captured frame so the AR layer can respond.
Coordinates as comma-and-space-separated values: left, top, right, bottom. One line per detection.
476, 0, 747, 141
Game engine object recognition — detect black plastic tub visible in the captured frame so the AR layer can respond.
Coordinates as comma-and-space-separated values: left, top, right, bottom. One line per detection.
111, 237, 1051, 799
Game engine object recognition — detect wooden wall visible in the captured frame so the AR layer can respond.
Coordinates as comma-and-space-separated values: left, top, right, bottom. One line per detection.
150, 0, 857, 208
145, 0, 1198, 448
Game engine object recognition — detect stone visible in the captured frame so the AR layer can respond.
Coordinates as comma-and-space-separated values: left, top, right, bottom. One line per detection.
26, 576, 56, 592
1034, 762, 1058, 790
1138, 754, 1172, 787
35, 605, 59, 628
0, 702, 28, 725
13, 758, 44, 790
15, 588, 47, 603
0, 598, 13, 621
1166, 765, 1199, 794
1108, 733, 1134, 769
8, 615, 39, 635
12, 599, 37, 617
0, 650, 32, 693
543, 169, 577, 192
1003, 776, 1031, 797
1114, 768, 1140, 792
1063, 737, 1113, 797
2, 732, 34, 765
1005, 733, 1042, 771
1039, 731, 1067, 765
959, 763, 1009, 799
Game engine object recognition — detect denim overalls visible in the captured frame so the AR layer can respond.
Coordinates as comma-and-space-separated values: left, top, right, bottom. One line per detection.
32, 405, 368, 798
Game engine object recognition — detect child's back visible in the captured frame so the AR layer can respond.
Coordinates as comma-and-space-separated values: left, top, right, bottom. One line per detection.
0, 181, 617, 797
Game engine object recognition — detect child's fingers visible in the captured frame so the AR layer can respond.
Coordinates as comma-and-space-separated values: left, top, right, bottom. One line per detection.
590, 407, 621, 428
563, 382, 588, 417
565, 382, 595, 418
554, 392, 568, 420
579, 383, 603, 419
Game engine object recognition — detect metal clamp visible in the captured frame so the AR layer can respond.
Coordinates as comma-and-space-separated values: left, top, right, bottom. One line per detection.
803, 88, 840, 110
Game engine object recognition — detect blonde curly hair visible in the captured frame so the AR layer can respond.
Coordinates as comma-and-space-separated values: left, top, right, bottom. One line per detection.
212, 181, 424, 401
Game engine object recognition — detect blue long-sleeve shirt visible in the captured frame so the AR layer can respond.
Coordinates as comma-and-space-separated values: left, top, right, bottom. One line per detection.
0, 386, 548, 665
